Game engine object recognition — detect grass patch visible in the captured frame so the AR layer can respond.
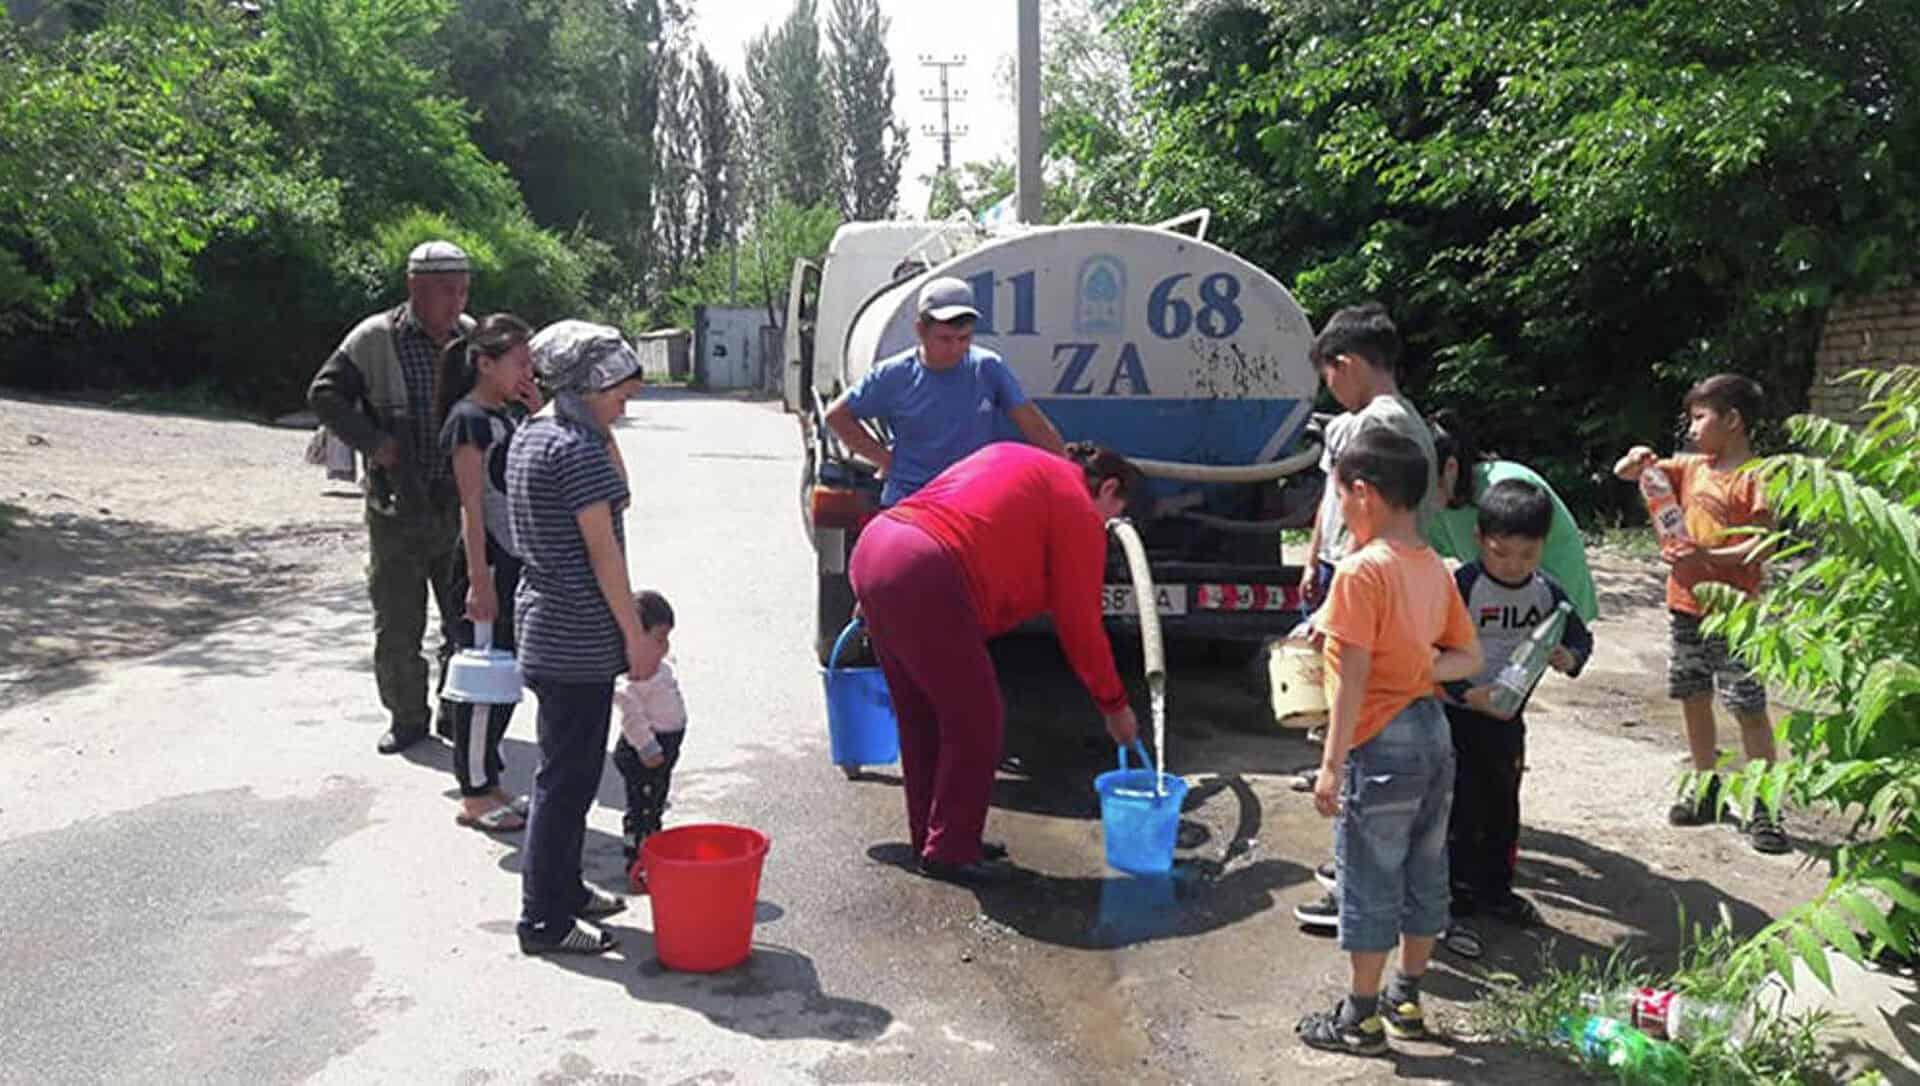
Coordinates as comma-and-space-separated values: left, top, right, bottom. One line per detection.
1468, 915, 1843, 1085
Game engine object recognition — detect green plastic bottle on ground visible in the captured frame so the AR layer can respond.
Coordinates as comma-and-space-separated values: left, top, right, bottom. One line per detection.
1558, 1014, 1690, 1085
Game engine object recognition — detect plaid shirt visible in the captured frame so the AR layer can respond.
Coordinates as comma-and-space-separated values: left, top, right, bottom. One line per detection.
393, 305, 451, 488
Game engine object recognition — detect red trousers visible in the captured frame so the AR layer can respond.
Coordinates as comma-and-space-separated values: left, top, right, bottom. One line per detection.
850, 517, 1004, 865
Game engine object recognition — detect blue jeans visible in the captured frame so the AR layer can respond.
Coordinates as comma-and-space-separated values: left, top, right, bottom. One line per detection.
518, 676, 615, 944
1335, 697, 1455, 952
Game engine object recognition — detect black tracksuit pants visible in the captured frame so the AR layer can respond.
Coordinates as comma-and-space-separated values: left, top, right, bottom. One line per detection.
441, 537, 523, 797
1446, 703, 1525, 904
613, 730, 686, 859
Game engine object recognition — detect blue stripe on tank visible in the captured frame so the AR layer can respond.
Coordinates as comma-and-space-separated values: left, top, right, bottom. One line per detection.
1018, 397, 1310, 466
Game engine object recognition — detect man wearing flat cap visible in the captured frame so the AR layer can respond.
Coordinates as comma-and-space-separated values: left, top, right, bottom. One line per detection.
825, 276, 1066, 507
308, 240, 476, 754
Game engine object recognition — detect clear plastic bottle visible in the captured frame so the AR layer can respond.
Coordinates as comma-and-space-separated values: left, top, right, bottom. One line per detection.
1488, 600, 1574, 717
1638, 463, 1691, 547
1582, 987, 1752, 1045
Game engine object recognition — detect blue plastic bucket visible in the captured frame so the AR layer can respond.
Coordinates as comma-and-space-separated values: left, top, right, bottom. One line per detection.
1093, 741, 1189, 875
819, 619, 900, 766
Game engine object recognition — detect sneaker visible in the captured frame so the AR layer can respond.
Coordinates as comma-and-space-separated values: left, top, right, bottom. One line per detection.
1314, 860, 1337, 891
1668, 774, 1724, 826
1381, 997, 1428, 1040
1747, 808, 1790, 854
1295, 1001, 1388, 1056
1294, 892, 1339, 930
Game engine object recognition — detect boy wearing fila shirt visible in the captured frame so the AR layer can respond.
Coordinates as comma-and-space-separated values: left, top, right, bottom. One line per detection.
1442, 479, 1594, 927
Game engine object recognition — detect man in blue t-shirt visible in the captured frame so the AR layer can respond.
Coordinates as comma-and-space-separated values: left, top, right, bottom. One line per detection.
825, 277, 1066, 506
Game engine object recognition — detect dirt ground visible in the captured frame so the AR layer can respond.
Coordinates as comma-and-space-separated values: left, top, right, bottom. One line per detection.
0, 393, 364, 709
0, 389, 1887, 1081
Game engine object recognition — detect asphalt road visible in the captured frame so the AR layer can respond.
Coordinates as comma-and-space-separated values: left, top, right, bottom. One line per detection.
0, 392, 1576, 1084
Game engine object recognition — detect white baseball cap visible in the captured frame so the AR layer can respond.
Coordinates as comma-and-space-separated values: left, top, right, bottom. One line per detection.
406, 240, 470, 275
916, 276, 980, 322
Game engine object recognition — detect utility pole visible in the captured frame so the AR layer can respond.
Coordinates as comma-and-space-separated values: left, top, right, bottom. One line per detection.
918, 54, 968, 173
1016, 0, 1041, 223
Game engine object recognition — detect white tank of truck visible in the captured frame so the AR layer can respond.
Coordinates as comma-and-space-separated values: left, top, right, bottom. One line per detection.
786, 216, 1324, 665
840, 223, 1318, 483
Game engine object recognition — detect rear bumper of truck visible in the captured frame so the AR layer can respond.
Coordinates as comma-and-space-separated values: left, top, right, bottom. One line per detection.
1005, 560, 1306, 644
1100, 559, 1306, 643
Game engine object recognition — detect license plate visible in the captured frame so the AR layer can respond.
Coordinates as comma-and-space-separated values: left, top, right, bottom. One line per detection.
1102, 584, 1188, 616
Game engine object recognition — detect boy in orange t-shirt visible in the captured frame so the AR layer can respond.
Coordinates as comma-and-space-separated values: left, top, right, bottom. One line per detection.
1296, 429, 1483, 1057
1614, 373, 1784, 854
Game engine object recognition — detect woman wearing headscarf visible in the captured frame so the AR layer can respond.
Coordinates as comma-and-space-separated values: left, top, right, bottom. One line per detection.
507, 320, 660, 956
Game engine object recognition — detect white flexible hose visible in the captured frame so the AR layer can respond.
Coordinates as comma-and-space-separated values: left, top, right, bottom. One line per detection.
1130, 441, 1322, 483
1107, 517, 1166, 795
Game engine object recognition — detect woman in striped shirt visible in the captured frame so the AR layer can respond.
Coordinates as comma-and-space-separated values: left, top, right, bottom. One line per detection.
507, 321, 662, 956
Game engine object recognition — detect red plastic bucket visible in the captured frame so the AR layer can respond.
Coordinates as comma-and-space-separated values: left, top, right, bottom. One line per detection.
642, 823, 771, 972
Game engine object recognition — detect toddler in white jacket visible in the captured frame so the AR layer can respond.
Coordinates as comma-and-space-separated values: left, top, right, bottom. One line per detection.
613, 590, 687, 892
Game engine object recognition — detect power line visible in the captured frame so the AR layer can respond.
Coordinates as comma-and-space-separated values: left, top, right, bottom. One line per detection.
918, 54, 968, 173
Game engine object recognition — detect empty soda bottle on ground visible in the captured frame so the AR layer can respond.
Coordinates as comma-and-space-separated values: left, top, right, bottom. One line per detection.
1638, 463, 1691, 548
1556, 1015, 1689, 1084
1582, 987, 1752, 1045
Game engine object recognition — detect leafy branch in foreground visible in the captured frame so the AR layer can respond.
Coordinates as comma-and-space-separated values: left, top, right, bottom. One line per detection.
1698, 366, 1920, 988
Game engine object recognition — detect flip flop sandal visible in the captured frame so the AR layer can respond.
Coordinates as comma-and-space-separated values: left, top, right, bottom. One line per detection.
522, 923, 617, 956
1440, 923, 1485, 960
455, 805, 526, 834
578, 888, 627, 919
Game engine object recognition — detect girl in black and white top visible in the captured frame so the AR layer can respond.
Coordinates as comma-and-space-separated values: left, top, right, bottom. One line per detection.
437, 313, 537, 833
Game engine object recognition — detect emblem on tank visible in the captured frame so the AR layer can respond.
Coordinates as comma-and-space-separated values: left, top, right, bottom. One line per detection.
1074, 255, 1127, 335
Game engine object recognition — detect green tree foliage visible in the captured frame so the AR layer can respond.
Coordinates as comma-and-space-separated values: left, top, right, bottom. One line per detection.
663, 200, 839, 330
253, 0, 517, 223
436, 0, 674, 294
924, 160, 1013, 221
743, 0, 837, 216
826, 0, 905, 221
0, 0, 613, 410
694, 47, 736, 254
0, 1, 289, 331
652, 40, 701, 295
1701, 367, 1920, 988
1093, 0, 1920, 511
1037, 0, 1145, 222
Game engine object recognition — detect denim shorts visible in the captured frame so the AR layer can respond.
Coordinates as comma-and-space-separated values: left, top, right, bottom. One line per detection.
1335, 697, 1456, 952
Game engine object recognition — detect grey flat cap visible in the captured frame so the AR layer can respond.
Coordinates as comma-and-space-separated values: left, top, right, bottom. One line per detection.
407, 240, 471, 275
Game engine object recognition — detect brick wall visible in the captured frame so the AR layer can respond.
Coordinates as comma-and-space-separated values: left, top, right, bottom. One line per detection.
1809, 289, 1920, 423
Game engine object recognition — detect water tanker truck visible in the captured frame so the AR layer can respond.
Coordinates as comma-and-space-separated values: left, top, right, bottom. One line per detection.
784, 215, 1324, 666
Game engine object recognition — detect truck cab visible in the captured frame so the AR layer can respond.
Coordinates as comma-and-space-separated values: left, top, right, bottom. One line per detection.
786, 218, 1323, 666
